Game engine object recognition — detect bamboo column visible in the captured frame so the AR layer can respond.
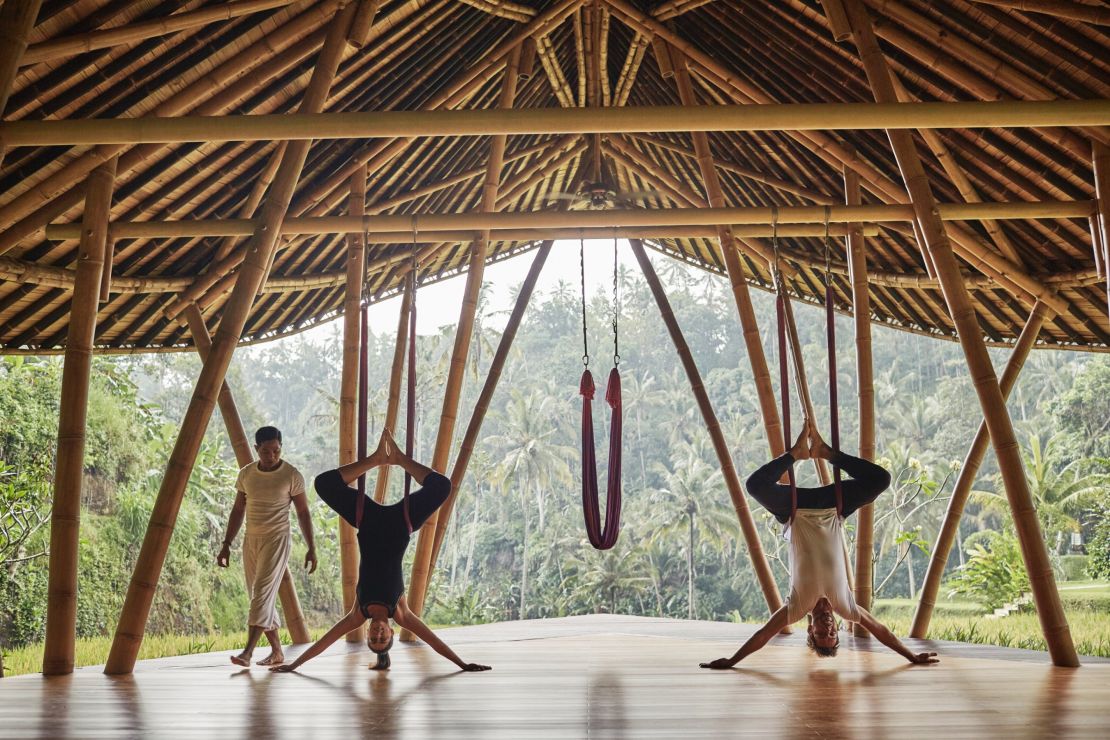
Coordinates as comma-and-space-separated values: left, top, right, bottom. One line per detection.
41, 156, 117, 676
630, 239, 783, 614
182, 303, 311, 644
668, 48, 784, 460
105, 4, 357, 675
0, 0, 43, 171
427, 241, 553, 574
842, 0, 1078, 667
404, 45, 522, 630
910, 301, 1050, 637
1093, 142, 1110, 323
844, 168, 876, 637
338, 165, 368, 643
373, 280, 413, 504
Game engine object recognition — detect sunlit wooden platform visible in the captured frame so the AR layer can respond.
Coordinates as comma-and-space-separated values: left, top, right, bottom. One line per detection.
3, 615, 1109, 738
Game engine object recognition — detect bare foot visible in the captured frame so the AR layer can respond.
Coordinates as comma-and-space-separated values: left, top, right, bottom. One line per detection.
256, 652, 284, 666
230, 652, 251, 667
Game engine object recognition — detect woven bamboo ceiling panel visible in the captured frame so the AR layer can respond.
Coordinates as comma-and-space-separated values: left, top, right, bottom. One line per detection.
1, 0, 1107, 353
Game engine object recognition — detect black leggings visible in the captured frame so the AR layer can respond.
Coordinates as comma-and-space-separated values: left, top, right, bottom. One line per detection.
313, 468, 451, 531
745, 452, 891, 524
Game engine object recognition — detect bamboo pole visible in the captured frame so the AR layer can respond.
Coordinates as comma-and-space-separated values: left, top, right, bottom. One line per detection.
630, 238, 784, 614
652, 0, 715, 21
373, 279, 413, 504
21, 0, 299, 66
41, 156, 117, 676
338, 165, 368, 643
0, 0, 43, 172
844, 168, 876, 638
182, 302, 311, 644
105, 4, 357, 675
404, 45, 523, 630
347, 0, 381, 47
910, 301, 1050, 638
888, 73, 1023, 266
0, 0, 40, 113
842, 0, 1078, 667
819, 0, 852, 40
4, 100, 1107, 147
669, 51, 785, 461
965, 0, 1110, 25
1093, 142, 1110, 323
426, 241, 553, 574
44, 200, 1096, 241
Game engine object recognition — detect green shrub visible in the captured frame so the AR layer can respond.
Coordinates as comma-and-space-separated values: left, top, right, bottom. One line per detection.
1087, 503, 1110, 580
948, 530, 1030, 610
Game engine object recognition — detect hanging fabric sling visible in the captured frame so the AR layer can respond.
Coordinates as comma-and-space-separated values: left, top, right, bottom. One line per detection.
774, 210, 844, 525
355, 244, 416, 535
579, 235, 623, 550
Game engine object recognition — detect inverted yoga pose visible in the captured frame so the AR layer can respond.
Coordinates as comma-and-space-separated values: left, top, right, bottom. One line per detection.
701, 422, 938, 668
271, 431, 490, 674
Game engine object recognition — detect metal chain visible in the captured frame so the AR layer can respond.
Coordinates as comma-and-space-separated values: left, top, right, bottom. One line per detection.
612, 234, 620, 366
580, 235, 590, 367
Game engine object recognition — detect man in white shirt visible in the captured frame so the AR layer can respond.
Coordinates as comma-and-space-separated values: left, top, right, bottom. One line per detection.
701, 422, 938, 668
217, 426, 317, 666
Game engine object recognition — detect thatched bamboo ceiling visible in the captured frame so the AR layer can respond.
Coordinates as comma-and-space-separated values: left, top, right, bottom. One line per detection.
0, 0, 1107, 353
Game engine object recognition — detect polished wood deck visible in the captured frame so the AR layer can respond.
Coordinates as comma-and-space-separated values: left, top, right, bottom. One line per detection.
3, 615, 1108, 738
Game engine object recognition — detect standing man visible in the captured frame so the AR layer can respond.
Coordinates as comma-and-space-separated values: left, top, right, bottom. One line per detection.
217, 426, 317, 666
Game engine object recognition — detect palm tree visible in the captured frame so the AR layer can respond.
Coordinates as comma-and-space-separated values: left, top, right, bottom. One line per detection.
487, 389, 574, 619
646, 438, 725, 619
973, 432, 1108, 553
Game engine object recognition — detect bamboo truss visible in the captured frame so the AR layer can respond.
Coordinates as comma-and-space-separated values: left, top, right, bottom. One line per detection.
0, 0, 43, 172
1094, 142, 1110, 323
841, 0, 1078, 667
42, 156, 117, 676
105, 4, 357, 675
4, 100, 1106, 147
630, 238, 784, 615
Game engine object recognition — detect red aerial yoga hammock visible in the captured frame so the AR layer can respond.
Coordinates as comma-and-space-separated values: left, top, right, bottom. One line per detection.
773, 208, 843, 524
354, 266, 416, 535
579, 236, 623, 550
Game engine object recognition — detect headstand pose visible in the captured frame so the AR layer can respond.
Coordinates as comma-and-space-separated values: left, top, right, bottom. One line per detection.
272, 431, 490, 674
702, 422, 938, 668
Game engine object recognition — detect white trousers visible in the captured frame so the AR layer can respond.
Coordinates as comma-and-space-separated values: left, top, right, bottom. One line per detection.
243, 532, 291, 631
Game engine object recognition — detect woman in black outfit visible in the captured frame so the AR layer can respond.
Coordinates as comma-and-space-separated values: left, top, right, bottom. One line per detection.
272, 431, 490, 673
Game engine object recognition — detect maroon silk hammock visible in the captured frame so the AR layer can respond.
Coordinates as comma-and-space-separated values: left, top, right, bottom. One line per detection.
354, 280, 414, 534
580, 366, 622, 550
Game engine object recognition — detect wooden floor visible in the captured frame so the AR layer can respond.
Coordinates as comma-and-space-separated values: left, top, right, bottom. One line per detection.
3, 615, 1109, 738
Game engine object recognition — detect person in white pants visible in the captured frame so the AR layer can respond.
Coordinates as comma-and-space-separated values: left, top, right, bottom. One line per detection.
217, 426, 317, 666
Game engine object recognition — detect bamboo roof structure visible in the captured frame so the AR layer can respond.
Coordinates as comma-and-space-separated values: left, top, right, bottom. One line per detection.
1, 0, 1108, 353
